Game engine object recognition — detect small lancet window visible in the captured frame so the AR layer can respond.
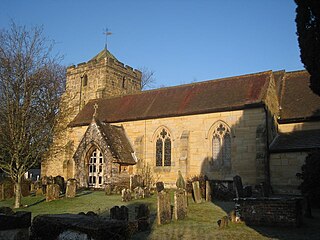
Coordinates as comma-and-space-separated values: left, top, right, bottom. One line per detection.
82, 74, 88, 87
122, 76, 126, 88
155, 128, 172, 167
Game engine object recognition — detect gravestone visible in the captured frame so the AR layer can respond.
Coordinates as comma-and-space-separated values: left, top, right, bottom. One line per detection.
46, 184, 60, 202
134, 186, 144, 199
0, 179, 14, 200
30, 183, 35, 193
192, 181, 202, 203
157, 190, 171, 224
105, 184, 112, 195
206, 181, 212, 202
35, 188, 43, 196
174, 189, 187, 220
135, 204, 150, 231
233, 175, 244, 198
143, 187, 150, 198
156, 182, 164, 192
121, 189, 131, 202
176, 170, 186, 189
110, 206, 129, 221
217, 216, 229, 228
66, 179, 77, 198
21, 180, 31, 197
54, 175, 65, 194
243, 185, 252, 197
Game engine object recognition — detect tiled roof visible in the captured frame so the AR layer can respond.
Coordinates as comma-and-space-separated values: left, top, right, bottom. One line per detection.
69, 71, 271, 126
270, 129, 320, 153
97, 120, 135, 164
279, 71, 320, 122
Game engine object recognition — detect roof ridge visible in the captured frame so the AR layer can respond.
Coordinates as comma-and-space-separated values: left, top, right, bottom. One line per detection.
88, 70, 274, 103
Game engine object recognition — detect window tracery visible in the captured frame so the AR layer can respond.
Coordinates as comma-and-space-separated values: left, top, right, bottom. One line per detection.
155, 128, 172, 166
212, 123, 231, 168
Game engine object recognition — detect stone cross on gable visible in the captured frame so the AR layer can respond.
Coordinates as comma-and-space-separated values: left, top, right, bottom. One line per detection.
93, 103, 98, 118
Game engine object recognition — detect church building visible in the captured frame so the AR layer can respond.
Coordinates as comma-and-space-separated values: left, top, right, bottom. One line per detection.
42, 49, 320, 194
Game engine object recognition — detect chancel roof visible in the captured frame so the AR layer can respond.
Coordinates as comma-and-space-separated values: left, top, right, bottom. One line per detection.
270, 129, 320, 153
69, 71, 272, 126
278, 71, 320, 123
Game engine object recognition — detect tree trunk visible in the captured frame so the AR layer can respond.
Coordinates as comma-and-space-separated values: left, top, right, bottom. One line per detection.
14, 177, 22, 209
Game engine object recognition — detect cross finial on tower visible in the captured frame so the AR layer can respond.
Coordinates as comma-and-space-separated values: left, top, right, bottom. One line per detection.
103, 27, 112, 50
93, 103, 99, 118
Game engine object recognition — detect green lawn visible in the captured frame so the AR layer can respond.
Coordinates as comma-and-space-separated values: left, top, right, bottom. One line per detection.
1, 191, 320, 240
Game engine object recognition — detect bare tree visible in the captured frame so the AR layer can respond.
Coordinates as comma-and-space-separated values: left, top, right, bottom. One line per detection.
0, 22, 65, 208
139, 66, 156, 90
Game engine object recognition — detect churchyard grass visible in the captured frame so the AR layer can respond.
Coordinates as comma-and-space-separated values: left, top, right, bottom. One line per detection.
1, 190, 320, 239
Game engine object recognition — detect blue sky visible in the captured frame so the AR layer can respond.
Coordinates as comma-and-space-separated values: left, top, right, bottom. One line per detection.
0, 0, 303, 88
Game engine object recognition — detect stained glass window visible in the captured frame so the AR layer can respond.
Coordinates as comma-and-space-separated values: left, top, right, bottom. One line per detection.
155, 128, 172, 167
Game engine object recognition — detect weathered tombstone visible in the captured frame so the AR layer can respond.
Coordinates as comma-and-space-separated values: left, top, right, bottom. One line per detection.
66, 179, 77, 198
233, 175, 244, 198
157, 190, 171, 224
41, 176, 48, 194
176, 170, 186, 189
206, 181, 212, 202
0, 179, 14, 200
174, 189, 187, 220
54, 175, 65, 194
192, 181, 202, 203
135, 204, 150, 231
110, 206, 129, 221
46, 184, 60, 202
156, 182, 164, 193
122, 189, 131, 202
143, 187, 150, 198
105, 184, 112, 195
30, 183, 35, 193
35, 188, 43, 196
21, 179, 31, 197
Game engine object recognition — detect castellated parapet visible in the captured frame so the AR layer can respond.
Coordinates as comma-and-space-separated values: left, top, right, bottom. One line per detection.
66, 49, 142, 119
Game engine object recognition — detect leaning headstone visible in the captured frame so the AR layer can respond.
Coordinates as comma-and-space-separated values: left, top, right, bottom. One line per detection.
206, 181, 212, 202
174, 189, 187, 220
233, 175, 244, 198
46, 184, 60, 202
192, 181, 202, 203
110, 206, 129, 221
66, 179, 77, 198
135, 204, 150, 231
156, 182, 164, 192
157, 190, 171, 224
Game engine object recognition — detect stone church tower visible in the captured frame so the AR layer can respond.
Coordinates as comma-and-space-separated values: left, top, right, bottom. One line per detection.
42, 49, 142, 178
66, 49, 142, 119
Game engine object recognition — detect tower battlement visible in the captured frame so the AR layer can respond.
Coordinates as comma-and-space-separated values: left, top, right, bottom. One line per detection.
65, 49, 142, 119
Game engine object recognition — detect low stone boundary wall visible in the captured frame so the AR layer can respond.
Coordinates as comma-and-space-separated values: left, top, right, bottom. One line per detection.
235, 197, 303, 227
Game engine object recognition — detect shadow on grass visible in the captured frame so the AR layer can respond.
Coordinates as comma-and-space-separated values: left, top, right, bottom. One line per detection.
75, 190, 93, 198
26, 197, 46, 207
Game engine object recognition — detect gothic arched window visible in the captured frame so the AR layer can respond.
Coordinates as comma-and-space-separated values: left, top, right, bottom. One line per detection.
155, 128, 172, 166
88, 148, 104, 188
212, 123, 231, 168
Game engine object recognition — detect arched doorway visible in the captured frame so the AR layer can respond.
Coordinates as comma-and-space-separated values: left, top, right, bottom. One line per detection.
88, 148, 104, 188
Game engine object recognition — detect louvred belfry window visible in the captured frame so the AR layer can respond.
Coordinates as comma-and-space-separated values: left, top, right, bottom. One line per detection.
155, 128, 172, 167
212, 123, 231, 167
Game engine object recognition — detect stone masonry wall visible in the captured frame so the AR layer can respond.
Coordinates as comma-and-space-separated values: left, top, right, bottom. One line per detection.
270, 152, 306, 194
235, 197, 303, 227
